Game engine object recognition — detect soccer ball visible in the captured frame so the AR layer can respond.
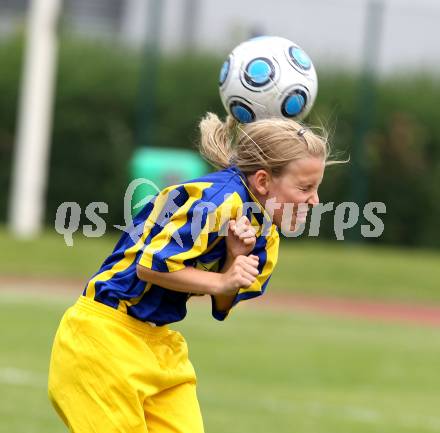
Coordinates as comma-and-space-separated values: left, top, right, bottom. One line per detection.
218, 36, 318, 123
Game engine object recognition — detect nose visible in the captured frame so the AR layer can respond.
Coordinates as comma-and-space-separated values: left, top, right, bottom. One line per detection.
308, 191, 319, 206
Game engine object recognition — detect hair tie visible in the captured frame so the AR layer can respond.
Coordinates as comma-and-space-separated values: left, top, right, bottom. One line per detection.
297, 128, 307, 137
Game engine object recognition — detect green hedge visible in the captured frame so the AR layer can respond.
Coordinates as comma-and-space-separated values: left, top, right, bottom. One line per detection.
1, 36, 439, 247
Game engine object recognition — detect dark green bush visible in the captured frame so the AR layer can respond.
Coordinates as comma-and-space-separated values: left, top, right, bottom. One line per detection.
1, 36, 439, 247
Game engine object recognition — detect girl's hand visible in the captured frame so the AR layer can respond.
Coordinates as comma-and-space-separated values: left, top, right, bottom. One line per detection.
226, 216, 257, 258
216, 255, 259, 295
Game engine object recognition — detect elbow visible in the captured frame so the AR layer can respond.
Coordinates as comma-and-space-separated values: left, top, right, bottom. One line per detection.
136, 264, 144, 280
136, 264, 152, 282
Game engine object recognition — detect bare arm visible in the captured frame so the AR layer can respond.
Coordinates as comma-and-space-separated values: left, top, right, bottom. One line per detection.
213, 254, 238, 312
136, 263, 223, 296
136, 254, 258, 299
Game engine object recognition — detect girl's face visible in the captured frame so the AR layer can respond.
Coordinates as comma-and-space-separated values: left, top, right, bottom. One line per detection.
247, 157, 325, 232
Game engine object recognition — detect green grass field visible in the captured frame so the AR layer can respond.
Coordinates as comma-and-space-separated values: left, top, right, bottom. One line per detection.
2, 228, 440, 302
1, 291, 440, 433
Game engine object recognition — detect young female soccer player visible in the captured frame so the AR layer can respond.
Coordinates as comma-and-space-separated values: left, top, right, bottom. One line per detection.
48, 113, 329, 433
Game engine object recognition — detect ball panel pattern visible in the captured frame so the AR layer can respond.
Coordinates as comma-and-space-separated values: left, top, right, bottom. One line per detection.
219, 57, 230, 86
244, 57, 275, 87
289, 46, 312, 71
281, 89, 307, 117
229, 101, 255, 123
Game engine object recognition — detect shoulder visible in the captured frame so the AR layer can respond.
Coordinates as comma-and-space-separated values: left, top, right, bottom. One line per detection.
179, 166, 248, 207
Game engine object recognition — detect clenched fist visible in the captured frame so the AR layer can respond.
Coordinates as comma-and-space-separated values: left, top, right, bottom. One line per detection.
216, 255, 259, 296
226, 215, 257, 258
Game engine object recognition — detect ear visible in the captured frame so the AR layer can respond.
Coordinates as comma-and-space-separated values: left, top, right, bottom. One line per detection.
250, 169, 271, 196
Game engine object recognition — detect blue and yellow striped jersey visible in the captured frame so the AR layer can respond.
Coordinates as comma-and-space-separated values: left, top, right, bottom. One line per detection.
83, 166, 279, 325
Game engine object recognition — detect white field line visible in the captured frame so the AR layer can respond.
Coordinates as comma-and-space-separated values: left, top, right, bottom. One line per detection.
0, 367, 46, 388
0, 289, 75, 305
202, 391, 440, 431
267, 398, 440, 431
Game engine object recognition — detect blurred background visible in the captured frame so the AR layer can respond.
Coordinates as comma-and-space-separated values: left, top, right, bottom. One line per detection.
1, 1, 439, 433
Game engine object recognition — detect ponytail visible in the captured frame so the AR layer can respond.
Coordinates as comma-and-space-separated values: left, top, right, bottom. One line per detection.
198, 112, 236, 169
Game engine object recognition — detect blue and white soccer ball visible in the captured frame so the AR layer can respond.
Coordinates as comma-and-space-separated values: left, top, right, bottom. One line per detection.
219, 36, 318, 123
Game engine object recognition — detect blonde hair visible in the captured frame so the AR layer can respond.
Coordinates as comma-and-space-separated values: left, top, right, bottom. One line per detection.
198, 112, 341, 176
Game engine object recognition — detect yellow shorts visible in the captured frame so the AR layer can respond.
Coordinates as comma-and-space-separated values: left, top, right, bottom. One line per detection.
48, 296, 204, 433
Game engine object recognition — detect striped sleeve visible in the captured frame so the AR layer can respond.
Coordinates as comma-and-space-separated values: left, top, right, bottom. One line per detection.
137, 182, 243, 272
211, 224, 279, 321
